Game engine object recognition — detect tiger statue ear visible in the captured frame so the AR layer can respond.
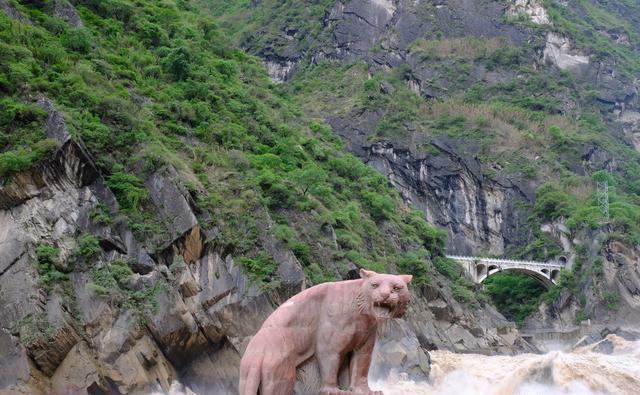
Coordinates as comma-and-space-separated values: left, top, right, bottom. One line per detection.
400, 274, 413, 284
359, 269, 377, 279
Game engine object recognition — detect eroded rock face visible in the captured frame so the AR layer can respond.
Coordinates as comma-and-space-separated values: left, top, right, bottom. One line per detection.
263, 59, 297, 83
367, 141, 522, 255
0, 140, 284, 394
543, 33, 590, 73
0, 99, 526, 394
326, 112, 532, 255
0, 0, 27, 22
0, 99, 309, 393
52, 0, 83, 28
507, 0, 549, 25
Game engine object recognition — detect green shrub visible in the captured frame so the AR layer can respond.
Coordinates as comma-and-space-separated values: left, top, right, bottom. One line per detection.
256, 169, 295, 208
451, 283, 475, 305
0, 139, 59, 177
534, 184, 573, 220
274, 224, 296, 243
290, 162, 327, 196
484, 271, 546, 325
110, 259, 134, 284
433, 256, 463, 280
290, 241, 312, 266
361, 191, 394, 221
406, 210, 446, 252
332, 202, 361, 229
396, 249, 430, 286
105, 171, 149, 210
0, 150, 35, 177
73, 234, 101, 263
238, 251, 278, 287
603, 291, 619, 310
14, 313, 56, 348
34, 243, 67, 288
163, 46, 191, 81
61, 28, 93, 53
0, 99, 48, 128
89, 203, 112, 225
89, 260, 160, 325
35, 244, 60, 266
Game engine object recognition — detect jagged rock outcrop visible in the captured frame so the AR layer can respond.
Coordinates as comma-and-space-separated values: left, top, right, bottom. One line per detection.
328, 109, 532, 255
543, 33, 590, 73
0, 98, 524, 394
51, 0, 83, 28
507, 0, 549, 25
364, 140, 534, 255
524, 228, 640, 333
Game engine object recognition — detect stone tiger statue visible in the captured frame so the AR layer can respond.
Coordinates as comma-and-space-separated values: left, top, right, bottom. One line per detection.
239, 269, 412, 395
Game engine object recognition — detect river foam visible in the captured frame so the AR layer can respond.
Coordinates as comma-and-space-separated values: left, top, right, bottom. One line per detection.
153, 334, 640, 395
373, 334, 640, 395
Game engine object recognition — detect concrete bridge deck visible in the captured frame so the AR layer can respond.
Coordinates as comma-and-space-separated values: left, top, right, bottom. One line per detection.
446, 255, 566, 287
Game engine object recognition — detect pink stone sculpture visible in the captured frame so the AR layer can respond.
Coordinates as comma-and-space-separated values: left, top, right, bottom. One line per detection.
239, 269, 413, 395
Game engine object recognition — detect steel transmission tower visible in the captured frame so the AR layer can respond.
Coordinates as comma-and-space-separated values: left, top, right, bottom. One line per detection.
597, 181, 610, 220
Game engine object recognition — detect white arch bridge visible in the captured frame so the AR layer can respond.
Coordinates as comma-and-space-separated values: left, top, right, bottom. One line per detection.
446, 255, 566, 288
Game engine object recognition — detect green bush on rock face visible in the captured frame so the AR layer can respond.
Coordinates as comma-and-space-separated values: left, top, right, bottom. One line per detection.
0, 139, 59, 177
73, 234, 101, 263
238, 251, 278, 287
396, 249, 430, 286
484, 272, 546, 326
35, 243, 67, 289
1, 0, 460, 308
433, 256, 480, 306
88, 258, 159, 326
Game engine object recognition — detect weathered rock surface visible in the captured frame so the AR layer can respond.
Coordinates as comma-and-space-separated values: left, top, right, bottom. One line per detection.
543, 33, 590, 73
327, 115, 532, 255
0, 108, 524, 395
237, 0, 640, 260
507, 0, 549, 25
51, 0, 83, 28
0, 0, 27, 22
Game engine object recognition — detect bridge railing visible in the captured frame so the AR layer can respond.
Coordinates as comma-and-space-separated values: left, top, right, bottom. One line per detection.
445, 255, 564, 267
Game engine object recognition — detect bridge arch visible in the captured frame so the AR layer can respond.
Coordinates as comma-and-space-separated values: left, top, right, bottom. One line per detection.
476, 264, 487, 279
445, 255, 565, 289
479, 267, 554, 288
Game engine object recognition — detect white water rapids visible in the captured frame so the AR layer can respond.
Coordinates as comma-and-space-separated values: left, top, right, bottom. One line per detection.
155, 334, 640, 395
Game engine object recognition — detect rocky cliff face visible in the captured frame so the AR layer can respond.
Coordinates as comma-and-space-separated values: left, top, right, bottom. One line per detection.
3, 1, 640, 393
524, 226, 640, 331
223, 0, 640, 333
0, 102, 520, 394
237, 0, 640, 255
328, 116, 534, 255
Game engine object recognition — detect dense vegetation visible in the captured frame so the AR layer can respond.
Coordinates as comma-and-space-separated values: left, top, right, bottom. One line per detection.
0, 0, 493, 308
484, 272, 547, 325
3, 0, 640, 325
207, 0, 640, 323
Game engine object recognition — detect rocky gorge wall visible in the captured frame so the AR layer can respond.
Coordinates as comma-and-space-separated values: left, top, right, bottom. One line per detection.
0, 100, 523, 394
233, 0, 640, 333
3, 0, 640, 393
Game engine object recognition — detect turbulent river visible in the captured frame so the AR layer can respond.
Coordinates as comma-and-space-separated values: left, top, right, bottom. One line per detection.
155, 334, 640, 395
373, 334, 640, 395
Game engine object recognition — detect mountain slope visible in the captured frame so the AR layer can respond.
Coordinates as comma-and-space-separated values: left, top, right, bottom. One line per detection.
209, 0, 640, 328
0, 1, 523, 394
